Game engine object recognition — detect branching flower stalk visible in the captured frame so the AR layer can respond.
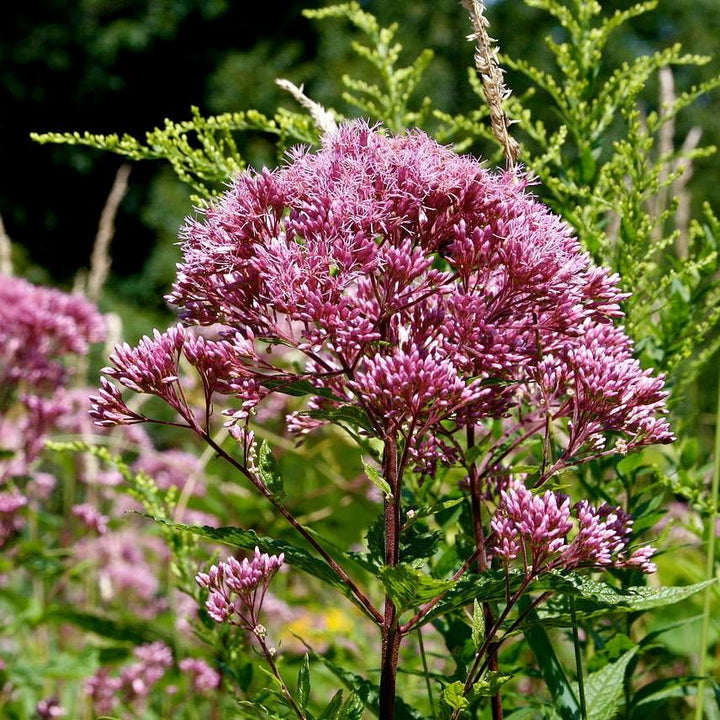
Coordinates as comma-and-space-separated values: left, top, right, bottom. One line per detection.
90, 122, 671, 717
195, 550, 309, 718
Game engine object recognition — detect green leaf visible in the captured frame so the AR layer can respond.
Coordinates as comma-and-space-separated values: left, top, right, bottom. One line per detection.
307, 404, 377, 434
504, 709, 545, 720
400, 524, 442, 568
413, 496, 464, 523
579, 649, 636, 720
338, 693, 366, 720
298, 653, 311, 711
442, 681, 469, 710
42, 607, 165, 645
257, 440, 284, 499
471, 599, 485, 651
474, 671, 513, 697
418, 570, 516, 626
364, 459, 391, 497
536, 576, 715, 622
630, 675, 704, 711
318, 690, 345, 720
259, 377, 343, 400
521, 599, 581, 720
378, 564, 455, 613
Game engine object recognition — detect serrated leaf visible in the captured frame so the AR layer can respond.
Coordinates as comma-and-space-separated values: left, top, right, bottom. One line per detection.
400, 525, 442, 567
474, 670, 513, 697
378, 564, 454, 613
536, 576, 715, 622
579, 649, 636, 720
258, 377, 343, 400
339, 693, 366, 720
318, 690, 345, 720
298, 653, 311, 710
363, 459, 391, 497
418, 570, 518, 627
257, 440, 284, 498
471, 599, 485, 650
442, 681, 470, 710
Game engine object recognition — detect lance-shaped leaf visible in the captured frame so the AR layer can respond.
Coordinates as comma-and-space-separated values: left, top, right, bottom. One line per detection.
532, 575, 715, 625
257, 440, 284, 499
297, 653, 311, 711
521, 599, 581, 720
259, 376, 344, 400
378, 564, 455, 614
578, 649, 637, 720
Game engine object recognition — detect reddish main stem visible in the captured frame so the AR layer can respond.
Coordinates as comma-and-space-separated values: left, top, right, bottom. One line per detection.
379, 434, 401, 720
468, 425, 503, 720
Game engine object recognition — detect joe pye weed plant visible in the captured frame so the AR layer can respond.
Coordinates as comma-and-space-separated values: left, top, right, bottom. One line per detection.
2, 0, 718, 718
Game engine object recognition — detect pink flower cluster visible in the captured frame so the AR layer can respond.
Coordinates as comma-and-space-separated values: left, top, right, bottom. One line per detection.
0, 277, 104, 546
71, 503, 109, 534
35, 697, 66, 719
490, 481, 656, 575
0, 492, 27, 547
90, 121, 671, 478
195, 547, 285, 628
85, 641, 172, 714
0, 276, 104, 400
74, 529, 169, 618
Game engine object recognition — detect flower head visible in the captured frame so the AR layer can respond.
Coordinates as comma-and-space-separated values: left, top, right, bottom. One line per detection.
490, 480, 656, 574
195, 547, 284, 627
92, 121, 671, 473
0, 278, 104, 483
85, 642, 172, 714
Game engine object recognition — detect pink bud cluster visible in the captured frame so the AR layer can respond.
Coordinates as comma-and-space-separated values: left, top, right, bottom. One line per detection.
90, 121, 671, 477
35, 697, 66, 719
490, 481, 656, 575
195, 547, 285, 627
0, 492, 27, 547
89, 325, 263, 432
75, 530, 169, 618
